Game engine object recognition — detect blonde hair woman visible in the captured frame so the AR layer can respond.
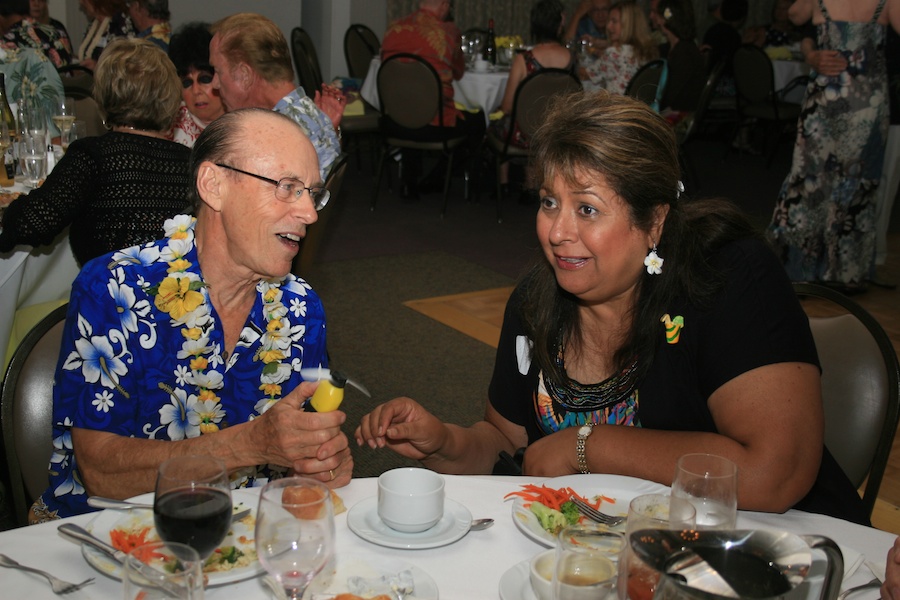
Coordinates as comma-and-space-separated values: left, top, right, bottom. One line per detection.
581, 0, 659, 94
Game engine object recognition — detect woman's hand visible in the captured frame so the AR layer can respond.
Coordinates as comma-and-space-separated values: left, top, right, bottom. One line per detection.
314, 84, 347, 129
355, 397, 448, 461
805, 49, 847, 76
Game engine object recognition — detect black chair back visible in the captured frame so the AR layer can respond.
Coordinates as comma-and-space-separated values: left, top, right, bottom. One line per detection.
377, 53, 444, 131
732, 44, 776, 106
502, 68, 583, 154
625, 59, 666, 106
291, 27, 323, 94
344, 24, 380, 80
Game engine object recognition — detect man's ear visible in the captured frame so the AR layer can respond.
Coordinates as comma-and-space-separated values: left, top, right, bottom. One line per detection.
235, 61, 255, 90
196, 162, 225, 212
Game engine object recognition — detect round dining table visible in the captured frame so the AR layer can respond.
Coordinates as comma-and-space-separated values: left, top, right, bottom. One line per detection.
359, 57, 510, 126
0, 473, 892, 599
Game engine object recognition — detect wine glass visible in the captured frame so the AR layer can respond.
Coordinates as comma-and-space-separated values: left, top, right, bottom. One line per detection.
256, 476, 335, 600
671, 453, 738, 530
52, 96, 76, 151
66, 120, 87, 151
153, 455, 232, 562
19, 133, 46, 189
123, 541, 204, 600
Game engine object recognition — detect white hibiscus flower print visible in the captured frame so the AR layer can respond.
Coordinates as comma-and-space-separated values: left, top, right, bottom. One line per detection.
107, 280, 140, 334
159, 388, 200, 440
66, 334, 129, 389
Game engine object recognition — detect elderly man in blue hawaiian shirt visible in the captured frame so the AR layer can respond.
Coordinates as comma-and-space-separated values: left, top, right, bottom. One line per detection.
208, 13, 344, 181
31, 107, 351, 522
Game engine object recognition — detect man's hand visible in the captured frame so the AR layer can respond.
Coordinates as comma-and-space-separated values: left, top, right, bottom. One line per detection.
314, 84, 347, 129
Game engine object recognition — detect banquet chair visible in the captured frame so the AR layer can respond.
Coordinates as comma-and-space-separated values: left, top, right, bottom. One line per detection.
290, 27, 324, 96
292, 153, 349, 277
677, 57, 727, 193
731, 44, 801, 167
344, 24, 380, 80
793, 283, 900, 519
371, 53, 469, 218
1, 303, 68, 527
625, 59, 666, 107
485, 68, 582, 223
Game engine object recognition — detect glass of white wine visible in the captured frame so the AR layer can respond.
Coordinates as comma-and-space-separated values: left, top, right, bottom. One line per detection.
19, 133, 46, 188
53, 96, 76, 152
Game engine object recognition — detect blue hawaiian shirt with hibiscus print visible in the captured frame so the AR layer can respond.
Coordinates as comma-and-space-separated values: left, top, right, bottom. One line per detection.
274, 87, 340, 181
33, 215, 328, 521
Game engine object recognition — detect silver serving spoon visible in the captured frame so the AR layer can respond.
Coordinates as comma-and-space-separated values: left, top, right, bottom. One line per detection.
469, 518, 494, 531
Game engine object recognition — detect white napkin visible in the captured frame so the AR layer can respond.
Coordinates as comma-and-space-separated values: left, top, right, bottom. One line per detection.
841, 544, 865, 580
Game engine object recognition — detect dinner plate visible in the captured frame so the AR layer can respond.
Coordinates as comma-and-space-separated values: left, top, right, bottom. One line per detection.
498, 559, 538, 600
82, 488, 263, 586
511, 474, 669, 547
308, 553, 439, 599
347, 496, 472, 550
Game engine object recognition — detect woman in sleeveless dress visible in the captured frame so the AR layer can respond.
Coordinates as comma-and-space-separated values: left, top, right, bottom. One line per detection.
768, 0, 900, 292
581, 0, 658, 94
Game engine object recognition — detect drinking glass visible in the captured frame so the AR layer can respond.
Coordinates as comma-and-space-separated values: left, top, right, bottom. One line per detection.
553, 524, 624, 600
123, 541, 204, 599
52, 96, 76, 150
65, 120, 87, 151
23, 101, 47, 139
256, 476, 335, 600
19, 133, 46, 188
618, 494, 696, 600
671, 453, 738, 530
153, 455, 232, 562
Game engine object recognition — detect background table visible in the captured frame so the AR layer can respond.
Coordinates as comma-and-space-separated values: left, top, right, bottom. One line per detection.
0, 180, 78, 373
0, 474, 893, 599
360, 57, 509, 125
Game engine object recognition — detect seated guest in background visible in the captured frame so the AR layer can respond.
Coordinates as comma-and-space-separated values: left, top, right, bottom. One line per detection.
0, 46, 63, 126
357, 91, 868, 525
582, 0, 659, 94
30, 108, 351, 522
76, 0, 133, 71
490, 0, 574, 194
381, 0, 485, 199
0, 0, 72, 68
168, 21, 224, 147
743, 0, 805, 49
0, 38, 191, 267
30, 0, 70, 44
209, 12, 342, 181
127, 0, 171, 52
701, 0, 747, 74
657, 0, 705, 114
565, 0, 611, 54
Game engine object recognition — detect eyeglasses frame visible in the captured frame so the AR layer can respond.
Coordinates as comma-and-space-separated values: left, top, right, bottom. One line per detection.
214, 162, 329, 211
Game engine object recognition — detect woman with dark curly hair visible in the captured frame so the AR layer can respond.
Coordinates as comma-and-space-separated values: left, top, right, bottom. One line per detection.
0, 38, 191, 266
357, 91, 868, 526
168, 22, 225, 147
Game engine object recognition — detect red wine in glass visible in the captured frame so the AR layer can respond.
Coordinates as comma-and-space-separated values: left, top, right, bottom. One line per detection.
154, 486, 232, 559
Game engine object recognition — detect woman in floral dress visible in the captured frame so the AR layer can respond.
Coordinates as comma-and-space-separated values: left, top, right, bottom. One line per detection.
581, 0, 658, 94
768, 0, 900, 292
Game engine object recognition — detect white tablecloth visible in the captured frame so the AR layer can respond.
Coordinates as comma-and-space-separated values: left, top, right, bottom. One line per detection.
0, 474, 893, 599
360, 57, 510, 125
773, 59, 810, 104
0, 180, 78, 372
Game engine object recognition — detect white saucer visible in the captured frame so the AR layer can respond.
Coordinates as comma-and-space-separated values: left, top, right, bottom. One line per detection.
347, 496, 472, 550
499, 559, 538, 600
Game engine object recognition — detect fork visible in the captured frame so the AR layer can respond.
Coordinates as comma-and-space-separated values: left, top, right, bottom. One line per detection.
0, 553, 94, 594
568, 495, 626, 527
837, 577, 882, 600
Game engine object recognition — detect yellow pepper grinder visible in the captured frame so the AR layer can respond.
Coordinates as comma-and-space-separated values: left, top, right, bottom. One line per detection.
305, 371, 348, 412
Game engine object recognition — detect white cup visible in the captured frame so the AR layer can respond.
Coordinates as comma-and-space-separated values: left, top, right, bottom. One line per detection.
377, 467, 444, 533
474, 58, 489, 72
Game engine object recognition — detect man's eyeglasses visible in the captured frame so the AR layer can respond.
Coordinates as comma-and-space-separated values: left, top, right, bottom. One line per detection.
215, 163, 330, 211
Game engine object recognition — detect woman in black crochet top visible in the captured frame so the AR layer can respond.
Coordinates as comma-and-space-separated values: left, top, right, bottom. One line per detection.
0, 38, 191, 266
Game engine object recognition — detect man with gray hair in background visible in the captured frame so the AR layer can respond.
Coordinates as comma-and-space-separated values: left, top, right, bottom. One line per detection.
128, 0, 170, 51
209, 12, 343, 180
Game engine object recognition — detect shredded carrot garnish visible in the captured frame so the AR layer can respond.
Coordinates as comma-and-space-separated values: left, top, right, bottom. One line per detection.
503, 484, 615, 512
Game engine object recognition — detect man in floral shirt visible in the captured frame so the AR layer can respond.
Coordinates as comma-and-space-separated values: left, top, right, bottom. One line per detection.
209, 13, 342, 181
0, 0, 72, 68
32, 108, 352, 522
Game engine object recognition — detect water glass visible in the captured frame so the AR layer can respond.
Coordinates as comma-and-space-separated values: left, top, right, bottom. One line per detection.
123, 541, 204, 599
553, 524, 624, 600
618, 494, 696, 600
19, 134, 46, 188
671, 453, 738, 529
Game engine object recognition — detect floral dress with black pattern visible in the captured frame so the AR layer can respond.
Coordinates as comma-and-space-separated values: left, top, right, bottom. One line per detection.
31, 215, 328, 522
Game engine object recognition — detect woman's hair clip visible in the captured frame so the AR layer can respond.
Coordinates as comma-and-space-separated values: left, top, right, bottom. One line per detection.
676, 180, 684, 199
663, 7, 673, 19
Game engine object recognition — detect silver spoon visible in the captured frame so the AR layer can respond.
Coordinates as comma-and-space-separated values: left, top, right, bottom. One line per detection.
469, 518, 494, 531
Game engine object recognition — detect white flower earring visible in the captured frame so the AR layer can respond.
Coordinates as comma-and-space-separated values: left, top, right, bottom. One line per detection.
644, 244, 664, 275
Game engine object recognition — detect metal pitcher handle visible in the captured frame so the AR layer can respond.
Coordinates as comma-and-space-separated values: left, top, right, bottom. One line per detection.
801, 534, 844, 600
